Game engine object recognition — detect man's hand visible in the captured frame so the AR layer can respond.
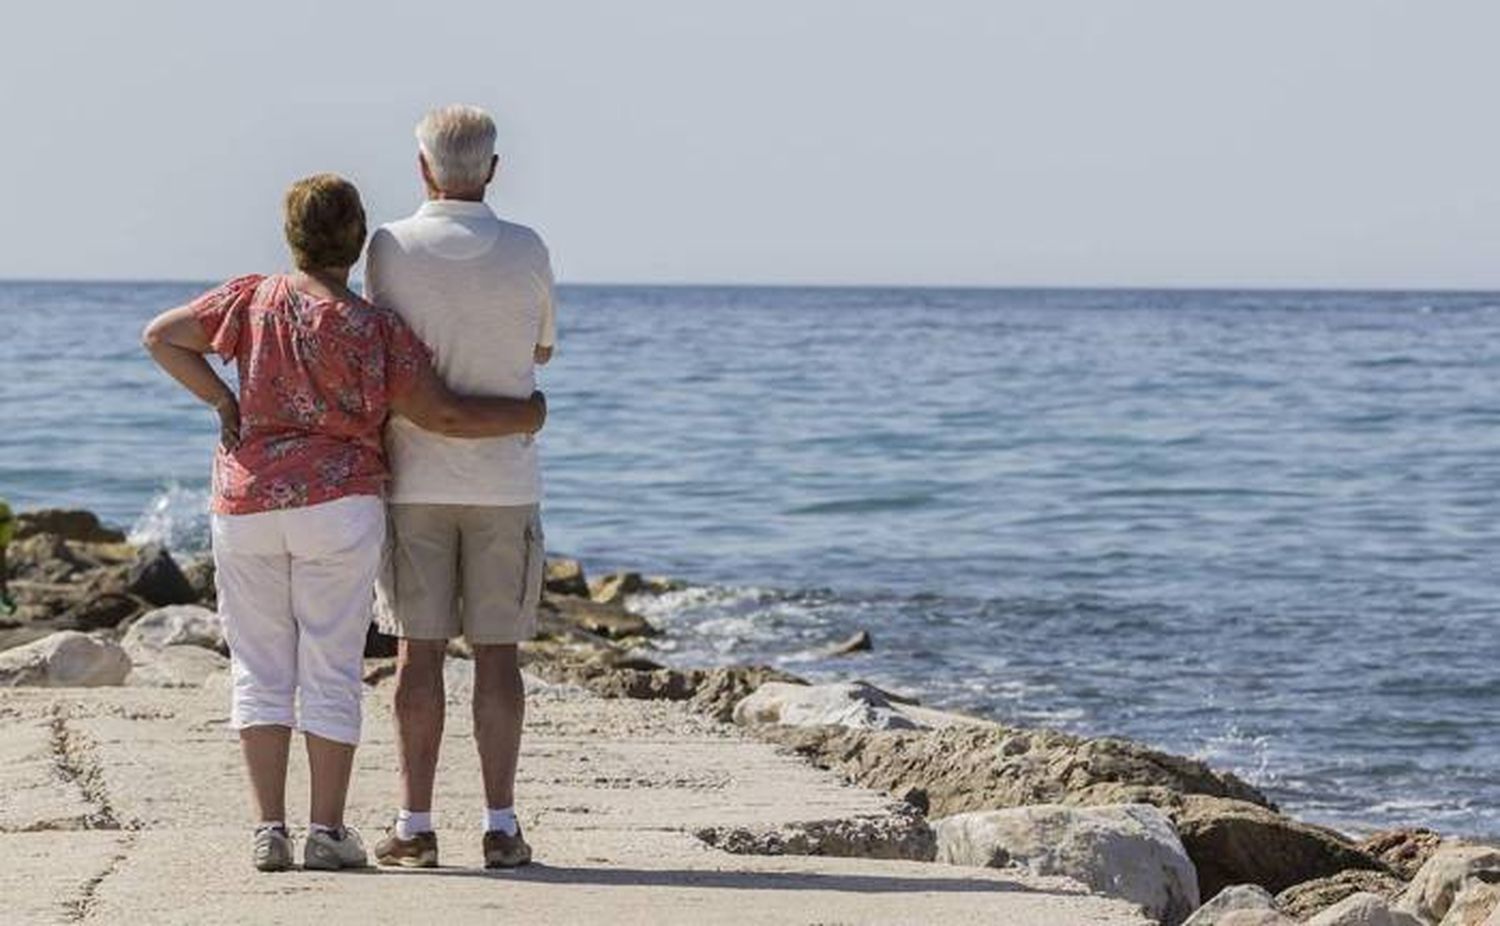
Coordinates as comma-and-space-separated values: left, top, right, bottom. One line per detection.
215, 395, 241, 450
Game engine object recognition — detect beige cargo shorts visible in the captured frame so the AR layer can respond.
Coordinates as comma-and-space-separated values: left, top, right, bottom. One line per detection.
375, 503, 544, 645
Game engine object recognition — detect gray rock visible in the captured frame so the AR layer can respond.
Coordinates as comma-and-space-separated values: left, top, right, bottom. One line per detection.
1439, 882, 1500, 926
934, 803, 1200, 926
124, 544, 198, 607
543, 557, 588, 597
179, 556, 216, 604
14, 509, 125, 543
687, 665, 806, 722
1397, 845, 1500, 925
756, 722, 1270, 820
127, 645, 229, 688
63, 592, 147, 631
696, 804, 935, 862
1308, 892, 1423, 926
734, 681, 921, 731
1277, 869, 1407, 921
0, 631, 131, 687
1182, 882, 1278, 924
1173, 795, 1388, 899
589, 571, 644, 605
824, 629, 873, 656
1360, 829, 1446, 880
1184, 885, 1293, 926
121, 605, 223, 656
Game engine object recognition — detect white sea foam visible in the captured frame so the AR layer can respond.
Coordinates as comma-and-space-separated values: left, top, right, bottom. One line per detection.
129, 483, 211, 553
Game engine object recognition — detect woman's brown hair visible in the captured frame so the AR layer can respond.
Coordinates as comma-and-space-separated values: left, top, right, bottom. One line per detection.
283, 173, 367, 271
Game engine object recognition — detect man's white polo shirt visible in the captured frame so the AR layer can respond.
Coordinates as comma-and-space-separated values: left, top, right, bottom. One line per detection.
365, 199, 556, 506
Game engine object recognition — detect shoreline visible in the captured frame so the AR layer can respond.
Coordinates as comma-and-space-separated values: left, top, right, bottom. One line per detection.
1, 507, 1490, 925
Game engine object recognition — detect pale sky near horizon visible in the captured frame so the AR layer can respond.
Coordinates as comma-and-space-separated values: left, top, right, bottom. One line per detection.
2, 1, 1497, 289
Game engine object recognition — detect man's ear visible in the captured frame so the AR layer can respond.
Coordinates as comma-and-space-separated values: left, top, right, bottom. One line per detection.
418, 153, 437, 193
486, 154, 499, 185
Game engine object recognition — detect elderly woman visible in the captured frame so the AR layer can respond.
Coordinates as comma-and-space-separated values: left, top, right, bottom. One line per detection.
142, 173, 544, 873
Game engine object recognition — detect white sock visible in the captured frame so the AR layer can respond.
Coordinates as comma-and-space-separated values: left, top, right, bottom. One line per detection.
396, 809, 433, 841
256, 820, 286, 834
309, 822, 342, 838
485, 806, 518, 836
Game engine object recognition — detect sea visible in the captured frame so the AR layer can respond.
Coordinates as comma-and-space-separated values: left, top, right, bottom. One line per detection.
3, 280, 1499, 838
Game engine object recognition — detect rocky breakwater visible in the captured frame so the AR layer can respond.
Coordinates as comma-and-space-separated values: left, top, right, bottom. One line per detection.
7, 508, 1500, 926
715, 678, 1498, 925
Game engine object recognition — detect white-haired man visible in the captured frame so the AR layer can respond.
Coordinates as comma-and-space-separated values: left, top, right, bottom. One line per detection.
368, 104, 555, 869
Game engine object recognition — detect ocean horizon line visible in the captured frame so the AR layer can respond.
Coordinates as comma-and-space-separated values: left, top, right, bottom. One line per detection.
2, 275, 1499, 298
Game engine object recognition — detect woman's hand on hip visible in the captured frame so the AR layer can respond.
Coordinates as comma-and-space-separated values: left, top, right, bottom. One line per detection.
215, 395, 241, 450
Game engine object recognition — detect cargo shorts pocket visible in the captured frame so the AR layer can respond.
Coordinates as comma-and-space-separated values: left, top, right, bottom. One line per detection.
519, 512, 545, 613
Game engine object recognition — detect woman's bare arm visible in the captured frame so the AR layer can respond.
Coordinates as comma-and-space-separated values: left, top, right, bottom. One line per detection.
142, 306, 241, 448
390, 360, 546, 438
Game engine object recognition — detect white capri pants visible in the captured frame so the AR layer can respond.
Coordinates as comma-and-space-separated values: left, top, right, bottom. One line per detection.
211, 495, 384, 745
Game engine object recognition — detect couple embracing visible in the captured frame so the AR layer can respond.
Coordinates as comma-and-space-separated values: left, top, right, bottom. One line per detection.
143, 105, 550, 872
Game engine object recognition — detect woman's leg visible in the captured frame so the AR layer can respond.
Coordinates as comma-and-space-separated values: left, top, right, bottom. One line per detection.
305, 733, 356, 827
241, 725, 293, 822
286, 496, 386, 827
212, 511, 296, 826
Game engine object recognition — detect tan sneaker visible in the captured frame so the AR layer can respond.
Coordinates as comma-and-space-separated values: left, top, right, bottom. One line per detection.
252, 825, 293, 872
483, 825, 532, 869
303, 827, 370, 871
375, 829, 439, 868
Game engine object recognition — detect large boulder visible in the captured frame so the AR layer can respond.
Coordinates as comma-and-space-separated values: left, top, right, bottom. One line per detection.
757, 723, 1271, 820
14, 509, 125, 543
0, 631, 131, 687
734, 681, 922, 731
1307, 892, 1423, 926
934, 803, 1200, 926
124, 544, 198, 607
1439, 882, 1500, 926
1173, 795, 1388, 899
121, 605, 224, 656
1277, 869, 1407, 920
1184, 885, 1294, 926
127, 645, 229, 688
1397, 845, 1500, 925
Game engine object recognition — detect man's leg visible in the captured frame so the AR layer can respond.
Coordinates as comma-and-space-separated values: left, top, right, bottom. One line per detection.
471, 644, 525, 811
458, 504, 541, 867
373, 503, 460, 866
394, 638, 447, 814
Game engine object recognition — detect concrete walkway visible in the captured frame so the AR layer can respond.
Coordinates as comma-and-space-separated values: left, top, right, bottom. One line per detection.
0, 669, 1149, 925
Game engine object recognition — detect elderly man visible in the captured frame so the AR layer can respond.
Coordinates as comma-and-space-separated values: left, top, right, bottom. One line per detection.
368, 104, 555, 870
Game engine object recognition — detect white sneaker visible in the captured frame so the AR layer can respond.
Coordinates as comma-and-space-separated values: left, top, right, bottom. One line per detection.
303, 826, 370, 870
252, 825, 293, 872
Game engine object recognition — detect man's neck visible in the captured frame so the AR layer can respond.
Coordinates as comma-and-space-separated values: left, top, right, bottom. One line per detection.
429, 189, 486, 203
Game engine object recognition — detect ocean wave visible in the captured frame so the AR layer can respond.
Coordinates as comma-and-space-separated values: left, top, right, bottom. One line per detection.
129, 483, 211, 553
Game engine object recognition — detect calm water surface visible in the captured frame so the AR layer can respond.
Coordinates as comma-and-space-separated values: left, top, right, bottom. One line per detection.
3, 280, 1499, 836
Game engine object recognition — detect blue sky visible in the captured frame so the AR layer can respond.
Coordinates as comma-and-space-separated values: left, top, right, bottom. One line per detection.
2, 1, 1497, 288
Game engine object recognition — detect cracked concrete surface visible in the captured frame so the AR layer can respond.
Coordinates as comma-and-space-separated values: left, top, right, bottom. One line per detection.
0, 675, 1151, 925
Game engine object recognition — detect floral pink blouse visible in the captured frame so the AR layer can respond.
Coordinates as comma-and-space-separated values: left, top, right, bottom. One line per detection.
191, 274, 428, 515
